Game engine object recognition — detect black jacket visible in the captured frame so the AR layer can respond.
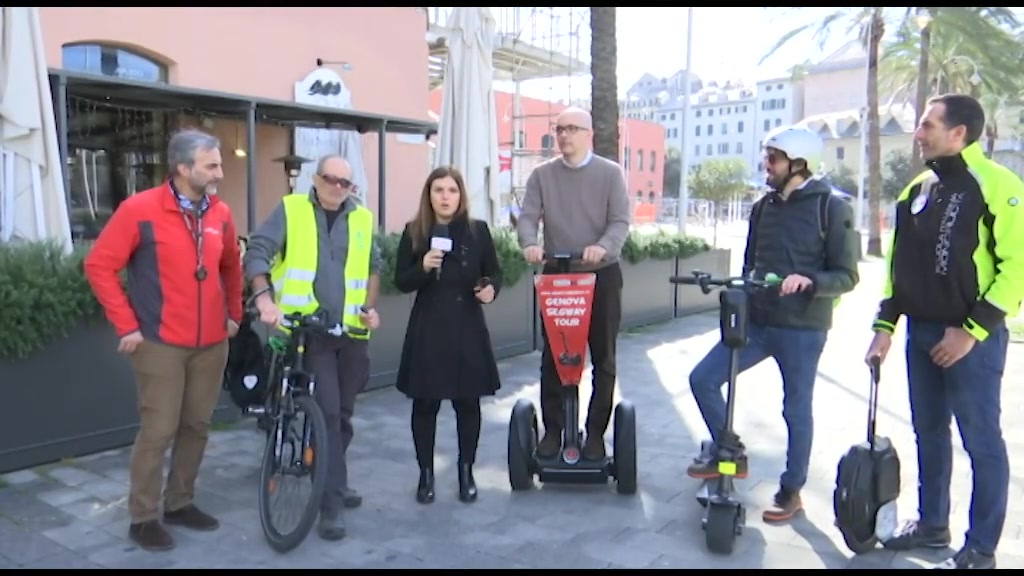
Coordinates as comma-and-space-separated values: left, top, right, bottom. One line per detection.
394, 217, 503, 400
744, 177, 860, 330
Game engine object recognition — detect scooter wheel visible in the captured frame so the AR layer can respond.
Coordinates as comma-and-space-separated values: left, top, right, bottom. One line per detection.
508, 399, 537, 491
705, 502, 740, 555
612, 401, 637, 495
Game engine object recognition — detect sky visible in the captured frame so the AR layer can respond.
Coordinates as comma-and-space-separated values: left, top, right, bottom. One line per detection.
492, 7, 853, 102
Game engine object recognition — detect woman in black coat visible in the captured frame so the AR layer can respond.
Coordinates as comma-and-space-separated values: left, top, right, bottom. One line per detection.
394, 165, 502, 505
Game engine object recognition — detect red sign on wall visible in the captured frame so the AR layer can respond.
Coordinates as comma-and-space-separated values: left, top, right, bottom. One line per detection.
535, 273, 596, 386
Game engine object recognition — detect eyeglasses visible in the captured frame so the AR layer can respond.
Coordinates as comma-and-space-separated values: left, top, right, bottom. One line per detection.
554, 125, 588, 135
319, 174, 353, 189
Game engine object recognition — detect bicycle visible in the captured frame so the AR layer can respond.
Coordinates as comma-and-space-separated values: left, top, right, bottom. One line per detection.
242, 308, 335, 553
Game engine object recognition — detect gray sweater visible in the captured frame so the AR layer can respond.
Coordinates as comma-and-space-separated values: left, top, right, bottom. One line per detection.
516, 154, 632, 270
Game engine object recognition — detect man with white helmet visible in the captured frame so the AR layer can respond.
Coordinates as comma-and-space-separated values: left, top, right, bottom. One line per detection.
686, 124, 860, 523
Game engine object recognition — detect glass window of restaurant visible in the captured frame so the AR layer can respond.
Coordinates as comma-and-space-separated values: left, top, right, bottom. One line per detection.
61, 43, 170, 241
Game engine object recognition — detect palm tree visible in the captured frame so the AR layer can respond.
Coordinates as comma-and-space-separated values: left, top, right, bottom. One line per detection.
883, 7, 1021, 167
761, 8, 887, 256
589, 7, 619, 162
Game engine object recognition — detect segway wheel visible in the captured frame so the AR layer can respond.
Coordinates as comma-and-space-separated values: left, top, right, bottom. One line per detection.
508, 399, 537, 491
838, 527, 878, 555
612, 401, 638, 495
705, 502, 739, 555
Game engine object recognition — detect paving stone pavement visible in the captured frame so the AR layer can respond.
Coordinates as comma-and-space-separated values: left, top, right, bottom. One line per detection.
3, 260, 1024, 569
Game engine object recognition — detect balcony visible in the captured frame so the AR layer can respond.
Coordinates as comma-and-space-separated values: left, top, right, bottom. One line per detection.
427, 7, 589, 89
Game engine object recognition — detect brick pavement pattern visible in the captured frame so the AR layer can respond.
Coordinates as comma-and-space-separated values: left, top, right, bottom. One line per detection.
2, 260, 1024, 569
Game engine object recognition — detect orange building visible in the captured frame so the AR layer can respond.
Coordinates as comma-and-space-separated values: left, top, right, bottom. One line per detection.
39, 7, 435, 236
428, 89, 665, 209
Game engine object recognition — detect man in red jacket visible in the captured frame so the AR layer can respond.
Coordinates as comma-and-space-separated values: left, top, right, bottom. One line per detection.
84, 129, 243, 552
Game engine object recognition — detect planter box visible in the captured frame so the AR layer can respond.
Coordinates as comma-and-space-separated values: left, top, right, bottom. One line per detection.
367, 293, 414, 391
674, 248, 732, 317
621, 258, 679, 330
0, 321, 238, 474
485, 278, 534, 361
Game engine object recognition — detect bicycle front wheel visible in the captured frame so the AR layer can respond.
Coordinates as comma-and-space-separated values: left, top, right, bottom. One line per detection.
258, 394, 329, 553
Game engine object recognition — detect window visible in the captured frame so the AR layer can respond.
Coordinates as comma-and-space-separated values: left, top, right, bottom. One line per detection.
637, 149, 644, 171
736, 142, 743, 154
709, 109, 714, 117
836, 146, 846, 161
737, 121, 745, 133
540, 134, 553, 150
623, 147, 631, 170
660, 114, 666, 121
696, 110, 702, 118
705, 143, 712, 155
669, 113, 676, 121
742, 105, 748, 113
650, 151, 656, 173
763, 119, 770, 131
774, 118, 782, 127
717, 143, 729, 154
707, 124, 714, 136
695, 125, 701, 137
761, 98, 787, 111
721, 123, 728, 135
695, 145, 701, 156
62, 43, 167, 83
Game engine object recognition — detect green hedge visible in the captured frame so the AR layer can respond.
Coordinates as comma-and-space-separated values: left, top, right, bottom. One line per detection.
0, 228, 709, 359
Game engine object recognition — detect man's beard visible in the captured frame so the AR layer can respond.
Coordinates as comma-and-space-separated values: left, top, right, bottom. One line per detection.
190, 177, 218, 196
766, 172, 785, 191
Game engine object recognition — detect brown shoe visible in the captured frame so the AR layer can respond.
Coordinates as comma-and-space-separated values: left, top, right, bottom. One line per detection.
129, 520, 175, 551
164, 504, 220, 531
583, 434, 606, 461
762, 488, 802, 523
536, 429, 562, 458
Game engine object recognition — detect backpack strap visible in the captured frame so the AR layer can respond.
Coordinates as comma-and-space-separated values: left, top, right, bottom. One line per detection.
746, 197, 767, 276
818, 193, 832, 241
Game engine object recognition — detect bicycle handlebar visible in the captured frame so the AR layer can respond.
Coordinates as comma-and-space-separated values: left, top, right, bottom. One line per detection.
244, 306, 370, 338
668, 270, 782, 295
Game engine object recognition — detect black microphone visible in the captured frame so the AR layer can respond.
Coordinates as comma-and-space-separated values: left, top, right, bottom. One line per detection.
430, 223, 452, 280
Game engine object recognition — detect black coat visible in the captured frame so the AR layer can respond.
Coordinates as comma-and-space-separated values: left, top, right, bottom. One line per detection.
394, 217, 503, 400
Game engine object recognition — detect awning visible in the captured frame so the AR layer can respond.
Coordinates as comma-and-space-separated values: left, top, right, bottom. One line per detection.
49, 68, 437, 136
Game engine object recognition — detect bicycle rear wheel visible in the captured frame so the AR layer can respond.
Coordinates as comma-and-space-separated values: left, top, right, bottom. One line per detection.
258, 394, 329, 552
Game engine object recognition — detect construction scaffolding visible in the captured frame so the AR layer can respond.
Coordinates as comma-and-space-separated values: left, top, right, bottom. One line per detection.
427, 7, 590, 223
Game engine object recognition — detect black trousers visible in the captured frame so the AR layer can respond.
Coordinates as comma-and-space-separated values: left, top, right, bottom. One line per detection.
539, 262, 623, 436
411, 398, 482, 468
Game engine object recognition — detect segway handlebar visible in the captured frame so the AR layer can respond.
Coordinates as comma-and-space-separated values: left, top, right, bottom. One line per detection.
542, 251, 585, 262
669, 270, 782, 296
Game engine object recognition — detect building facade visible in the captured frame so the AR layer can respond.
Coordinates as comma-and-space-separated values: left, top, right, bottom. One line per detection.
39, 7, 434, 236
429, 89, 666, 209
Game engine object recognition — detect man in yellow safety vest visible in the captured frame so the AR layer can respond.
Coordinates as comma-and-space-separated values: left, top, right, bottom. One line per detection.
244, 154, 381, 541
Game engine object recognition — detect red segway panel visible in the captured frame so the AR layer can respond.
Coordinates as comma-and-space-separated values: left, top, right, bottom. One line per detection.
535, 272, 596, 386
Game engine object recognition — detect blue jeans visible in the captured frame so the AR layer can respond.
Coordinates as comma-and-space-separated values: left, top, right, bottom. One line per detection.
688, 324, 827, 491
906, 319, 1009, 556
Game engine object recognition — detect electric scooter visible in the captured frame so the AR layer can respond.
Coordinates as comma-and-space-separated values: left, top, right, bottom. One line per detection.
668, 269, 781, 555
508, 252, 638, 495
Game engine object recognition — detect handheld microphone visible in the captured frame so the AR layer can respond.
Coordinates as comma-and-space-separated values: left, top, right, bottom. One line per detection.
430, 223, 452, 280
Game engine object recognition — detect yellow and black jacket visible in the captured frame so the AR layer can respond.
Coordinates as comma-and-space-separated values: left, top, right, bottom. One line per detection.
873, 142, 1024, 341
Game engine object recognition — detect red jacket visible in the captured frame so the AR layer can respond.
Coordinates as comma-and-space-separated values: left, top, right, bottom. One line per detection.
84, 183, 243, 348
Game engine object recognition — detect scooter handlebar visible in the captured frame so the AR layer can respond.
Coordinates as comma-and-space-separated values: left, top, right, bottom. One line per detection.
542, 251, 585, 262
669, 270, 782, 295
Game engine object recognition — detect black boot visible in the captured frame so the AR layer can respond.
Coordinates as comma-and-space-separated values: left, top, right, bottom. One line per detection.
416, 468, 435, 504
458, 463, 478, 503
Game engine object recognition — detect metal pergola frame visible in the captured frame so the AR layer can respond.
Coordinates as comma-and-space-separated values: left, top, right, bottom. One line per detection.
48, 68, 438, 232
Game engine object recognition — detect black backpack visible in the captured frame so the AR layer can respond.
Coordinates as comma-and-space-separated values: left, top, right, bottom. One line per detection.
833, 357, 902, 554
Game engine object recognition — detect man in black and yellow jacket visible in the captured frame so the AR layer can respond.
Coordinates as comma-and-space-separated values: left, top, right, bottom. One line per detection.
865, 94, 1024, 570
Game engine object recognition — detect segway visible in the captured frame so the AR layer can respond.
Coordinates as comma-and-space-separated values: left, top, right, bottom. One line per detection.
508, 252, 638, 495
668, 270, 781, 555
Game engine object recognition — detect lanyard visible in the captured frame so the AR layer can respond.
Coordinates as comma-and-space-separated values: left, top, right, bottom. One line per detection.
180, 208, 207, 281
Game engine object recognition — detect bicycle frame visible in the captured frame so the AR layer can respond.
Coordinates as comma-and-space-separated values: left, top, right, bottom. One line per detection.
264, 327, 318, 473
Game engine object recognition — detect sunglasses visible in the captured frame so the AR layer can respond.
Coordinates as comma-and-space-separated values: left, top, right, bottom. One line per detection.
554, 125, 587, 135
319, 173, 353, 189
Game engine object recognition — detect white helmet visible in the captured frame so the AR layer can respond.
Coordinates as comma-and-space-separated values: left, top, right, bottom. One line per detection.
763, 126, 823, 173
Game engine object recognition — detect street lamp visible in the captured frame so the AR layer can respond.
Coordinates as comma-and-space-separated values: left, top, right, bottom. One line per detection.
677, 6, 694, 235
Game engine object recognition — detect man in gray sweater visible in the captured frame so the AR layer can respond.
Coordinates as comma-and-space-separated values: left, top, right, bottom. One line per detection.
516, 107, 632, 461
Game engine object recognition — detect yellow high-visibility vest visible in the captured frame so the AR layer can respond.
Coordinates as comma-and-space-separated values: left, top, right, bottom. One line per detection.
269, 195, 373, 340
